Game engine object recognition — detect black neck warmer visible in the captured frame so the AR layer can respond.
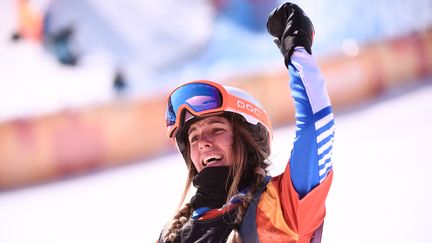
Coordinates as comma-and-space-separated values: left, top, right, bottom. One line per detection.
190, 166, 231, 209
190, 165, 253, 210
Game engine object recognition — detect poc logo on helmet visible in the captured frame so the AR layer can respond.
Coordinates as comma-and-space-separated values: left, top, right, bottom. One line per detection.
237, 100, 261, 116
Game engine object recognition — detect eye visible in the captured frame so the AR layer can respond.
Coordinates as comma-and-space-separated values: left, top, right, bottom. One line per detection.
189, 135, 199, 143
212, 127, 224, 134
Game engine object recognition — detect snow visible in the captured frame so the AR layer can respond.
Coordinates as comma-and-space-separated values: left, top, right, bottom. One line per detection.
0, 39, 115, 121
0, 81, 431, 243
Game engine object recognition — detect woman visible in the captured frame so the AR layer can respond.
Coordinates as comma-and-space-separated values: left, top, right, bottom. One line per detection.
159, 2, 335, 243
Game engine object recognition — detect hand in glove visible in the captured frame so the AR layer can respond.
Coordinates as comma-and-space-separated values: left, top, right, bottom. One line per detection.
267, 2, 314, 66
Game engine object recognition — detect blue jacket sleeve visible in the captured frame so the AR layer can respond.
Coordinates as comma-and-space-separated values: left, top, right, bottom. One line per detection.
288, 47, 335, 199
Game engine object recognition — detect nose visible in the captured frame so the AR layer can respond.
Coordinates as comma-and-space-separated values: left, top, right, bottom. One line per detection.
198, 133, 213, 150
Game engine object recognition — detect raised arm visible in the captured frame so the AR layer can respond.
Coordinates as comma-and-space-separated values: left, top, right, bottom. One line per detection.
267, 3, 334, 199
288, 48, 334, 198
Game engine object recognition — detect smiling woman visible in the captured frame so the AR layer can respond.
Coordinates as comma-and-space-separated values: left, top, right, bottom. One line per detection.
187, 116, 234, 172
158, 2, 335, 243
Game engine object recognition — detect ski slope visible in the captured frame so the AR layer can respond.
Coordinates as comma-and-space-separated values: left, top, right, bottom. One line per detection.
0, 81, 431, 243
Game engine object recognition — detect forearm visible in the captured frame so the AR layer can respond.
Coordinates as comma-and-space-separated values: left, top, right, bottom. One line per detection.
288, 47, 335, 198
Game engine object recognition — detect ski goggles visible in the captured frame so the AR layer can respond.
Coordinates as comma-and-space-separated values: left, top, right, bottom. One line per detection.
165, 80, 272, 139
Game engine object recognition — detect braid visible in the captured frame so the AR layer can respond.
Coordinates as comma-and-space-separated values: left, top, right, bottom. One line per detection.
162, 203, 193, 242
233, 167, 266, 225
227, 166, 267, 243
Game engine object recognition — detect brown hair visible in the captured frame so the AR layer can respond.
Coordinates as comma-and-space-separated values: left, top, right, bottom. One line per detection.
162, 113, 271, 242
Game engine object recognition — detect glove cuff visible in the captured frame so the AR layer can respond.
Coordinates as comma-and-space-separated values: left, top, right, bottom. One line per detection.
282, 35, 312, 66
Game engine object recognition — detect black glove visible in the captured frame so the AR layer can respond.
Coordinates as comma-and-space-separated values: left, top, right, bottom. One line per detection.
267, 2, 314, 66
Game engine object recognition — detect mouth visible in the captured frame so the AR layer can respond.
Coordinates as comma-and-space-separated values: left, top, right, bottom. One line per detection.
202, 154, 223, 167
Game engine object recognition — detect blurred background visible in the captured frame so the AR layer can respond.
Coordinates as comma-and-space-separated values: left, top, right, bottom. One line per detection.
1, 0, 432, 242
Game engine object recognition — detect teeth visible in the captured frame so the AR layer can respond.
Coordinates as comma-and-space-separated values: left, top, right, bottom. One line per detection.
202, 154, 222, 166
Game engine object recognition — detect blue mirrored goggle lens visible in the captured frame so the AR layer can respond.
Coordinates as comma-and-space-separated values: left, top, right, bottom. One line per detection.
166, 83, 223, 126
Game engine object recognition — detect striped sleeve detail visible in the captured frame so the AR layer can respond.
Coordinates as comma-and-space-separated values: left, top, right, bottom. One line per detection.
314, 107, 335, 182
287, 47, 335, 197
